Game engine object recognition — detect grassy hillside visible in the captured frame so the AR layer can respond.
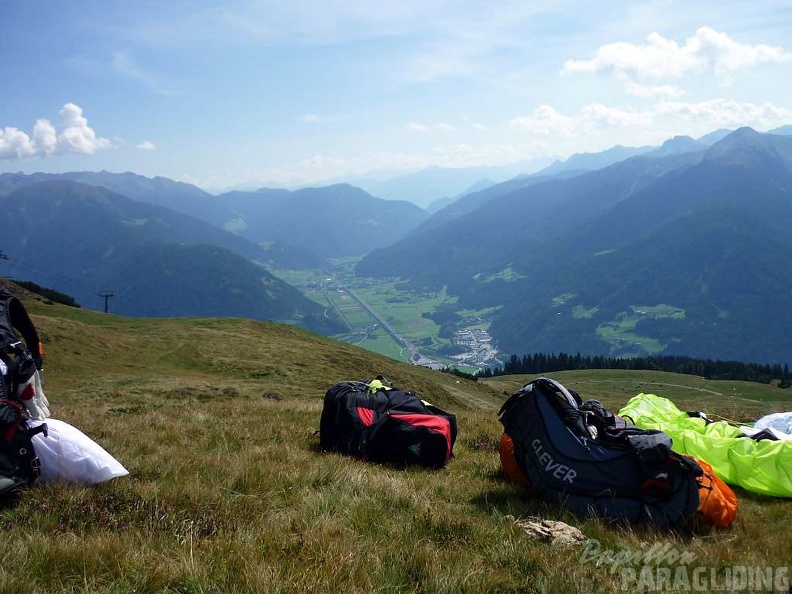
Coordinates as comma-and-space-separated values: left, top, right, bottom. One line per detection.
2, 290, 791, 593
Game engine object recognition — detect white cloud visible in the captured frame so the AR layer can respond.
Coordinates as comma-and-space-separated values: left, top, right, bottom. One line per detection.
461, 115, 487, 131
134, 1, 453, 47
509, 105, 578, 137
655, 98, 792, 127
252, 153, 376, 187
112, 51, 174, 95
137, 140, 156, 150
510, 98, 792, 140
563, 27, 792, 81
406, 122, 455, 133
33, 119, 58, 155
692, 26, 791, 76
0, 127, 37, 159
428, 141, 550, 166
0, 103, 112, 160
625, 82, 685, 98
147, 2, 554, 84
403, 44, 480, 82
510, 104, 651, 138
212, 139, 554, 189
579, 103, 653, 128
57, 103, 112, 154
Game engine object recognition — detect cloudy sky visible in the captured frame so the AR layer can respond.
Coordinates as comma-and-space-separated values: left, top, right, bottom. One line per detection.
1, 0, 791, 191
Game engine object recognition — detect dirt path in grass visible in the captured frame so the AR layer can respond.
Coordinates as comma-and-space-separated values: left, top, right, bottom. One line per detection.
631, 381, 724, 396
443, 384, 501, 412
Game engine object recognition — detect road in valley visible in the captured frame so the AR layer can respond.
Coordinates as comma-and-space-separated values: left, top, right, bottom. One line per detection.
340, 286, 441, 368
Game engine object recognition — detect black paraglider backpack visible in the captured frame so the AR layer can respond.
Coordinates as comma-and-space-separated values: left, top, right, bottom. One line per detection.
0, 288, 47, 499
320, 379, 458, 468
499, 377, 702, 527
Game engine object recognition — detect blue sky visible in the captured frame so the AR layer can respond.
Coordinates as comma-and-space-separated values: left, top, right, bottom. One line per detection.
1, 0, 791, 192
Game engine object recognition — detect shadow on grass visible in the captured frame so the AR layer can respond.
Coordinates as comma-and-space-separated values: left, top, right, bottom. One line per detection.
472, 468, 719, 542
729, 485, 792, 505
0, 488, 26, 510
306, 438, 452, 472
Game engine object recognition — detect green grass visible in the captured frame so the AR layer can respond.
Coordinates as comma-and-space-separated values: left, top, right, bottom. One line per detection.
572, 305, 599, 319
355, 331, 413, 362
596, 313, 666, 356
631, 304, 685, 319
474, 267, 526, 283
2, 292, 791, 593
483, 369, 791, 422
552, 293, 577, 307
594, 306, 689, 357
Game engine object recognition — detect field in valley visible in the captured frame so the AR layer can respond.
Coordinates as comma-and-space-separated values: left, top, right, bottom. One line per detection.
271, 261, 487, 371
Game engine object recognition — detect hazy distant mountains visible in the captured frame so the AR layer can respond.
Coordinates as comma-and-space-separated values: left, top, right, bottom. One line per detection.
215, 184, 428, 258
4, 124, 792, 363
345, 161, 555, 208
0, 180, 343, 332
0, 170, 223, 223
0, 173, 428, 265
343, 128, 752, 209
0, 172, 428, 327
357, 127, 792, 364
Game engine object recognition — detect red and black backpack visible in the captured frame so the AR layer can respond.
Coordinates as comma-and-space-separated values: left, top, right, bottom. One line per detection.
319, 379, 458, 468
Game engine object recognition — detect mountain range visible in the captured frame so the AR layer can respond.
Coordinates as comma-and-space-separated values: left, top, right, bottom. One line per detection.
356, 127, 792, 364
0, 180, 346, 331
0, 173, 427, 264
214, 184, 427, 258
334, 160, 555, 208
3, 125, 792, 364
0, 173, 428, 328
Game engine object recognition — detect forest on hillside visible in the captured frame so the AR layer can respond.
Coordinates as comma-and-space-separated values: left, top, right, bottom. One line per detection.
477, 352, 791, 388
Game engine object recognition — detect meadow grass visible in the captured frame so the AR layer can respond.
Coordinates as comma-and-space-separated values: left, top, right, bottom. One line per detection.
1, 295, 790, 593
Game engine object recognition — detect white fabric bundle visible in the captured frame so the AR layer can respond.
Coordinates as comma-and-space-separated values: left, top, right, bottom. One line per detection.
753, 411, 792, 440
29, 418, 129, 485
17, 369, 50, 420
3, 354, 126, 486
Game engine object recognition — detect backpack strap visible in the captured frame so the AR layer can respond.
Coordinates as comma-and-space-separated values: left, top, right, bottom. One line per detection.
535, 377, 580, 409
0, 290, 43, 372
622, 430, 702, 501
534, 377, 591, 438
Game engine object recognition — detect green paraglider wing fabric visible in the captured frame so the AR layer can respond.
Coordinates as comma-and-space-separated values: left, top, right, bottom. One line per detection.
618, 394, 792, 498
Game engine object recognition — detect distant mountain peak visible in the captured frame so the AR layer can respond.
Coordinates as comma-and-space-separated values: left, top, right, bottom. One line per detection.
731, 126, 762, 138
703, 127, 792, 175
539, 144, 655, 176
649, 135, 706, 157
696, 128, 734, 145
